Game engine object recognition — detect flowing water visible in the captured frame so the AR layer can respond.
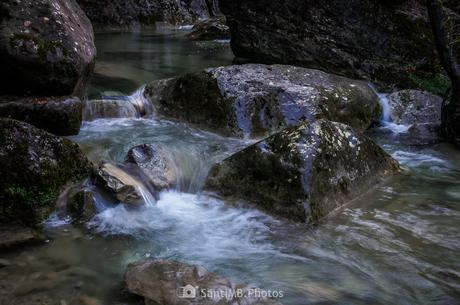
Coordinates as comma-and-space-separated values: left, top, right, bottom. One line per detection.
1, 30, 460, 305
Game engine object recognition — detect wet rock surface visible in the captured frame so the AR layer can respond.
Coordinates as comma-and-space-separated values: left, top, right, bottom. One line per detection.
144, 64, 381, 138
77, 0, 220, 29
220, 0, 450, 89
0, 119, 93, 226
95, 163, 144, 205
0, 0, 96, 97
205, 119, 400, 223
0, 96, 83, 136
125, 259, 283, 305
384, 90, 444, 145
126, 144, 177, 191
186, 16, 230, 41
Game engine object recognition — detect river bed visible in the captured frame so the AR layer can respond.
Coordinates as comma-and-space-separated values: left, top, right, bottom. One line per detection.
1, 30, 459, 305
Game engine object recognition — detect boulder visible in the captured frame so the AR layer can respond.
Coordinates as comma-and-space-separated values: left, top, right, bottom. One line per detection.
126, 144, 177, 191
144, 64, 381, 138
378, 90, 443, 145
205, 119, 400, 223
219, 0, 456, 89
125, 259, 283, 305
0, 96, 83, 136
0, 119, 93, 226
77, 0, 220, 29
95, 163, 143, 205
0, 0, 96, 97
186, 16, 230, 41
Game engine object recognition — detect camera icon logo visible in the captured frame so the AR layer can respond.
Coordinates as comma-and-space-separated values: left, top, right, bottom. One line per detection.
177, 284, 198, 299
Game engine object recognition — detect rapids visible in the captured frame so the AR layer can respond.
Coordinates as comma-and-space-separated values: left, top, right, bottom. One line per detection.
1, 30, 459, 305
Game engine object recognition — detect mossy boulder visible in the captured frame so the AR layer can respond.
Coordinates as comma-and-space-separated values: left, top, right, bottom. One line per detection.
0, 119, 93, 226
205, 119, 400, 223
144, 64, 381, 138
0, 0, 96, 97
0, 96, 83, 136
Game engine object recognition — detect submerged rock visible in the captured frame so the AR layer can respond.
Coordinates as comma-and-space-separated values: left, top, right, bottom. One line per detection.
0, 0, 96, 97
0, 96, 83, 136
220, 0, 450, 89
0, 119, 92, 226
205, 119, 400, 223
125, 259, 283, 305
126, 144, 177, 191
0, 226, 44, 250
84, 99, 139, 121
386, 90, 443, 144
187, 16, 230, 41
144, 64, 380, 138
77, 0, 220, 29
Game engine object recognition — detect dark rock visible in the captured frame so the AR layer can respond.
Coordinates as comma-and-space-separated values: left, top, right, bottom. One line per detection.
186, 16, 230, 41
77, 0, 221, 29
0, 226, 44, 250
126, 144, 177, 191
387, 90, 443, 144
388, 90, 442, 125
125, 259, 283, 305
57, 186, 98, 223
0, 96, 83, 136
219, 0, 457, 89
205, 119, 400, 223
95, 162, 147, 205
0, 119, 93, 227
144, 64, 381, 138
0, 0, 96, 97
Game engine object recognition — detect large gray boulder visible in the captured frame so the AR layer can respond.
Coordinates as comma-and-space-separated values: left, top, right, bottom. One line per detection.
219, 0, 458, 89
126, 144, 178, 191
144, 64, 381, 138
0, 119, 93, 227
0, 0, 96, 97
386, 90, 443, 144
125, 260, 283, 305
205, 119, 400, 223
77, 0, 221, 29
0, 96, 83, 136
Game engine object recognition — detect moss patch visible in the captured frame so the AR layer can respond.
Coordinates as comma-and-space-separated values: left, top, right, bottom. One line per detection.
408, 73, 451, 97
10, 33, 66, 59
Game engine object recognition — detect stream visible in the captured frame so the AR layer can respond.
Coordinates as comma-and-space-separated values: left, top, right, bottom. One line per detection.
1, 30, 460, 305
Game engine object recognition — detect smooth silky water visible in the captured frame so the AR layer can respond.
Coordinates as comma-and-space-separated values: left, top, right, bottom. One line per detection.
1, 31, 460, 305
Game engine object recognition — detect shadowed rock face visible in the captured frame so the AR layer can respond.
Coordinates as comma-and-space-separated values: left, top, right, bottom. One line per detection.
144, 64, 381, 138
186, 16, 230, 41
0, 96, 83, 136
205, 119, 400, 223
125, 259, 283, 305
77, 0, 220, 29
219, 0, 449, 89
387, 90, 443, 144
0, 0, 96, 97
0, 119, 92, 226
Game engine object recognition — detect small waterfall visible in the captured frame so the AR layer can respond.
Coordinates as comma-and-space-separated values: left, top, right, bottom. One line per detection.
84, 87, 153, 121
378, 93, 392, 123
376, 93, 410, 134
